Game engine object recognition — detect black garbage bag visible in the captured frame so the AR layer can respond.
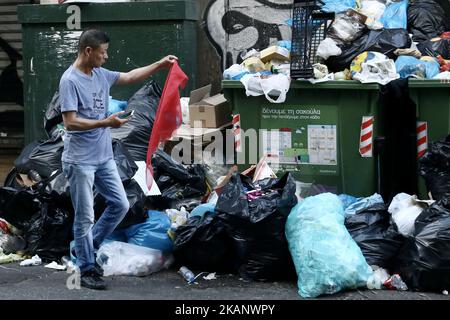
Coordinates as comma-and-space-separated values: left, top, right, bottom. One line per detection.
215, 173, 298, 281
112, 139, 138, 183
345, 202, 405, 269
326, 29, 411, 72
408, 0, 446, 43
110, 81, 162, 161
0, 187, 42, 230
43, 91, 62, 137
173, 212, 235, 272
419, 135, 450, 201
13, 130, 64, 179
418, 37, 450, 60
94, 179, 148, 230
25, 198, 73, 262
150, 150, 207, 211
394, 197, 450, 292
0, 168, 73, 231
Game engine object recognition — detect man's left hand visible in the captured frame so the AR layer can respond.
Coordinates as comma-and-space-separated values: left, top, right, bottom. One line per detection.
158, 55, 178, 69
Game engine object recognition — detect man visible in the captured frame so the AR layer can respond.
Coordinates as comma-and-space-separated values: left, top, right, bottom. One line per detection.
60, 29, 177, 290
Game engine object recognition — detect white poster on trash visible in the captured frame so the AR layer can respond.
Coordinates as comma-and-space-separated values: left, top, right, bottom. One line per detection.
133, 161, 161, 196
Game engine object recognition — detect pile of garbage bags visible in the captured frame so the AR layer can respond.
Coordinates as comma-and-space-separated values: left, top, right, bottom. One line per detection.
174, 172, 298, 281
0, 80, 206, 267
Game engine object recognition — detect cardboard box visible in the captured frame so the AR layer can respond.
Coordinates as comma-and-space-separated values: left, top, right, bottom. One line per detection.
260, 45, 290, 63
189, 84, 232, 128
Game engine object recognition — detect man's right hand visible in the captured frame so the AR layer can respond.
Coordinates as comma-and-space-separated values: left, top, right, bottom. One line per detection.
107, 111, 129, 128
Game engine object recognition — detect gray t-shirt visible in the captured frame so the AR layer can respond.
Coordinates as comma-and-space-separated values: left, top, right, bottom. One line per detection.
59, 65, 120, 165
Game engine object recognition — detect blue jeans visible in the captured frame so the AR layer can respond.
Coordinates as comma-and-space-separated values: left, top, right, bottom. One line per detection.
62, 159, 129, 273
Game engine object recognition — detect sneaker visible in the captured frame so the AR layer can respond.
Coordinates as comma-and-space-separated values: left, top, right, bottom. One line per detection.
80, 270, 107, 290
93, 262, 104, 277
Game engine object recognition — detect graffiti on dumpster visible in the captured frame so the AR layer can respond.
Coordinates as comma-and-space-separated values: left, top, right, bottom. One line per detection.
204, 0, 293, 70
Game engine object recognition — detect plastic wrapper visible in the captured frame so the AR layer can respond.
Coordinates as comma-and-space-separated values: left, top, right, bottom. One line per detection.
350, 51, 399, 85
328, 12, 367, 44
96, 240, 173, 277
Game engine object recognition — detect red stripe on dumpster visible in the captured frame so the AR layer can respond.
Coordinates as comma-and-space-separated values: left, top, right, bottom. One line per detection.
417, 136, 427, 146
359, 116, 374, 157
360, 144, 373, 156
233, 114, 242, 152
416, 123, 427, 134
417, 121, 428, 160
360, 131, 373, 143
361, 118, 374, 130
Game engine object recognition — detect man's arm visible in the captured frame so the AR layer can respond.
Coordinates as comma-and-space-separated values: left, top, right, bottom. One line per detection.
62, 111, 128, 131
116, 55, 178, 85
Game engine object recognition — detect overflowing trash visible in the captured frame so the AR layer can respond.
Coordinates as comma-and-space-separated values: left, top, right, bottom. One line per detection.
3, 0, 450, 300
221, 0, 450, 95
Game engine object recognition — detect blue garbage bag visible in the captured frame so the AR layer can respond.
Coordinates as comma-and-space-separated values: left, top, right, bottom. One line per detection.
190, 203, 216, 218
108, 98, 127, 116
380, 0, 408, 29
105, 211, 172, 252
322, 0, 356, 13
124, 210, 173, 253
395, 56, 440, 79
338, 194, 362, 210
345, 193, 385, 216
286, 193, 373, 298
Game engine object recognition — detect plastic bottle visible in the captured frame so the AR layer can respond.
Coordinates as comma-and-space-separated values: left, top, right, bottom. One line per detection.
179, 266, 195, 284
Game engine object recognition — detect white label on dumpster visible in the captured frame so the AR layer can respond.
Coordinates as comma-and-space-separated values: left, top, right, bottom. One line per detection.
308, 125, 337, 165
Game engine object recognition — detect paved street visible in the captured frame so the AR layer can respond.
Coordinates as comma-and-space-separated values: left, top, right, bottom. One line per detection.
0, 263, 448, 301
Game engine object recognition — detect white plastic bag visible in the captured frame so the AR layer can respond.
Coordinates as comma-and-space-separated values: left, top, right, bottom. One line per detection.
260, 74, 290, 103
180, 97, 190, 124
388, 193, 426, 236
352, 52, 399, 85
240, 74, 290, 103
317, 38, 342, 60
359, 0, 386, 21
96, 241, 173, 277
240, 74, 264, 97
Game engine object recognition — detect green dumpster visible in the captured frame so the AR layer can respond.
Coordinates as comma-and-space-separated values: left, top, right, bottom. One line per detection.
17, 1, 198, 143
409, 80, 450, 198
222, 80, 381, 197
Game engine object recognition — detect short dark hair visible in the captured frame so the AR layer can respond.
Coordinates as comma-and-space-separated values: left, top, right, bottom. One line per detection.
78, 29, 110, 52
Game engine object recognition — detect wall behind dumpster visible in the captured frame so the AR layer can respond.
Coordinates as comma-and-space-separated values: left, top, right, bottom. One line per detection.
203, 0, 293, 74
